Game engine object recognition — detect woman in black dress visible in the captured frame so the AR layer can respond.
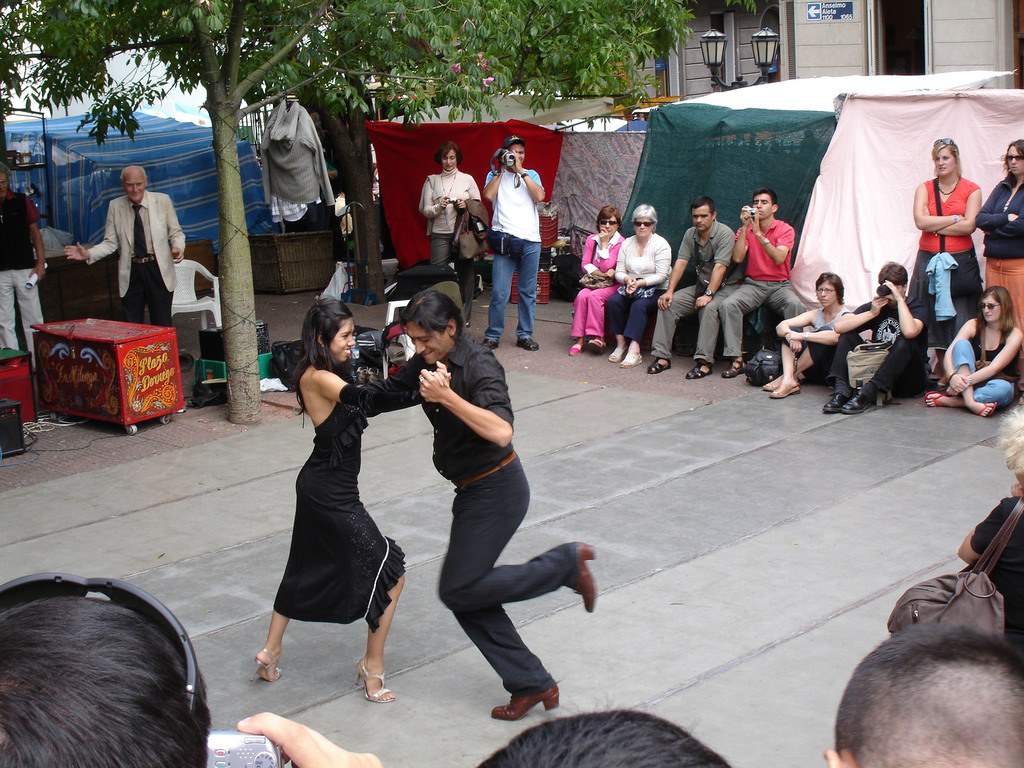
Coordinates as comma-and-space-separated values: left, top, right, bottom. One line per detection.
253, 298, 409, 703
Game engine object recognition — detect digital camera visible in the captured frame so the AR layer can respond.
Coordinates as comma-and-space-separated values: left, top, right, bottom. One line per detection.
876, 284, 892, 297
207, 730, 281, 768
743, 205, 757, 218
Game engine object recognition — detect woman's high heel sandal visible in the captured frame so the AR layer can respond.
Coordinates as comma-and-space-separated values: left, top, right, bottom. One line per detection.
252, 647, 281, 682
356, 658, 395, 703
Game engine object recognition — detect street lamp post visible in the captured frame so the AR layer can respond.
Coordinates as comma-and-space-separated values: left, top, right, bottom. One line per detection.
699, 27, 780, 91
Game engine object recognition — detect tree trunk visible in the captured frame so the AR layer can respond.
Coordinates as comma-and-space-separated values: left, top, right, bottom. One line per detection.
210, 103, 261, 424
316, 104, 384, 303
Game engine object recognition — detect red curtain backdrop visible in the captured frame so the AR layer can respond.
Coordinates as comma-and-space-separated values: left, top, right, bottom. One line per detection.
367, 120, 564, 269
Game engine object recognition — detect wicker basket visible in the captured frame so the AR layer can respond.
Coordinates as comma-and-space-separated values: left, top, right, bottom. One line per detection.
250, 232, 335, 294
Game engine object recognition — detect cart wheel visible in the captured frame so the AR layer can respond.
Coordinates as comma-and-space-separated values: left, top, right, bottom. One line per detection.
125, 424, 138, 436
159, 415, 171, 425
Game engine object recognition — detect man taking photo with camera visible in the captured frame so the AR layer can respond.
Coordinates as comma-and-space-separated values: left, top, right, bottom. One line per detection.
481, 135, 544, 351
823, 261, 929, 415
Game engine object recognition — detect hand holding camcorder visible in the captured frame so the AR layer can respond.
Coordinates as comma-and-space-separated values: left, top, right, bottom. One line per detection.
207, 730, 281, 768
876, 284, 892, 297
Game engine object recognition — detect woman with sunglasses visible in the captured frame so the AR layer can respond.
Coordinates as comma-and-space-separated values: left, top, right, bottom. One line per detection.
910, 138, 983, 383
978, 140, 1024, 350
569, 206, 624, 355
605, 204, 671, 368
765, 272, 850, 399
925, 286, 1021, 416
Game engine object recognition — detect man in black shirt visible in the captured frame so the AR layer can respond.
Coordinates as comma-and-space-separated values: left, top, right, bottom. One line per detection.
823, 261, 929, 415
379, 289, 596, 720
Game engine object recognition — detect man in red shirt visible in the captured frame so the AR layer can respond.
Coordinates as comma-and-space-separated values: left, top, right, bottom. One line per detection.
0, 163, 46, 354
718, 188, 806, 378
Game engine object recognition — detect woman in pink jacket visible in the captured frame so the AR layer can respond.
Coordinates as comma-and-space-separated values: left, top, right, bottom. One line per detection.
569, 206, 624, 355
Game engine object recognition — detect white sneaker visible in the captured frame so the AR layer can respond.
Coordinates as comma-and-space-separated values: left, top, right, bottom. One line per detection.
608, 347, 626, 363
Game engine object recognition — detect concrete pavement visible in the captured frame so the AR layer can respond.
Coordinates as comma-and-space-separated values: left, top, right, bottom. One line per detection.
0, 292, 1009, 767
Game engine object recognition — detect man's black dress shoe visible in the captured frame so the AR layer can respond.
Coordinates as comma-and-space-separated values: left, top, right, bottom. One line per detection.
841, 389, 875, 415
482, 338, 500, 350
516, 337, 540, 351
822, 392, 850, 414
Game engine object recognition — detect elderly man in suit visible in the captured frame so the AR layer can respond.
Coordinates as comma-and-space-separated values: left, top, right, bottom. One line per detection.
65, 165, 185, 326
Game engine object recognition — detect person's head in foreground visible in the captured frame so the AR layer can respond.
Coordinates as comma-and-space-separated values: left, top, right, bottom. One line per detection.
826, 623, 1024, 768
476, 709, 732, 768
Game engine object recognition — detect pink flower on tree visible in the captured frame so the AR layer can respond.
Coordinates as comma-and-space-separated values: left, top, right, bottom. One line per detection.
482, 76, 495, 90
450, 63, 462, 74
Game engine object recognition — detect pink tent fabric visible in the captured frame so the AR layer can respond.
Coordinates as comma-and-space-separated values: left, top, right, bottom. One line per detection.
794, 90, 1024, 309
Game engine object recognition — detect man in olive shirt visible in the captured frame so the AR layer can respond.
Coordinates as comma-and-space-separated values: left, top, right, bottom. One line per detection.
647, 196, 739, 379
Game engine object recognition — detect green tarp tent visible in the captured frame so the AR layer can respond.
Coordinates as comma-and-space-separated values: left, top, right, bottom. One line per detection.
625, 103, 836, 259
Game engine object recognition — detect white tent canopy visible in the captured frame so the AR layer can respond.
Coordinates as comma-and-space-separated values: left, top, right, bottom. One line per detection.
675, 70, 1010, 112
794, 88, 1024, 308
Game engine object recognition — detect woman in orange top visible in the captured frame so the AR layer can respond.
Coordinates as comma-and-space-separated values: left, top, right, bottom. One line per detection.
909, 138, 982, 381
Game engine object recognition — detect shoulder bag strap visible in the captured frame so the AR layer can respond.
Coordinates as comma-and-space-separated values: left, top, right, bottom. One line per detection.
932, 179, 946, 254
973, 498, 1024, 575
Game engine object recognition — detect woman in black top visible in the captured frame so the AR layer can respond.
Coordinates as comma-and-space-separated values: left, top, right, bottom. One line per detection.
978, 139, 1024, 345
959, 408, 1024, 655
252, 298, 411, 703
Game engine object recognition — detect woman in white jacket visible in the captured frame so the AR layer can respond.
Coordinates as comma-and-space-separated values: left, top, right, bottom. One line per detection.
419, 141, 481, 265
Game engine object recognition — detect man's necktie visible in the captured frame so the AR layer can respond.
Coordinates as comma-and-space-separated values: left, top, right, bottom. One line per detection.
133, 203, 146, 258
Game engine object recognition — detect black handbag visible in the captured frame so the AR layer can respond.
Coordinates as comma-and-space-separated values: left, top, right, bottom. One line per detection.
742, 347, 781, 386
933, 179, 982, 298
271, 340, 303, 391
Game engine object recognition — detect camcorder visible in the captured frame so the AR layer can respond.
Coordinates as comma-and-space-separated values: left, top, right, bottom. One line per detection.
876, 284, 893, 297
500, 149, 517, 169
207, 730, 281, 768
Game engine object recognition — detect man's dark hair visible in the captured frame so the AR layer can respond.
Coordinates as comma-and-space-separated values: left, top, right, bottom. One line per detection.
752, 188, 777, 205
691, 196, 717, 214
834, 624, 1024, 768
0, 596, 210, 768
401, 288, 464, 339
876, 261, 908, 287
476, 710, 731, 768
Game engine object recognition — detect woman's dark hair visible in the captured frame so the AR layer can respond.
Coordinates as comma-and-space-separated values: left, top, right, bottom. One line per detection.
976, 285, 1017, 339
816, 272, 845, 304
400, 288, 463, 338
434, 141, 463, 166
596, 205, 621, 228
1003, 139, 1024, 176
295, 298, 354, 413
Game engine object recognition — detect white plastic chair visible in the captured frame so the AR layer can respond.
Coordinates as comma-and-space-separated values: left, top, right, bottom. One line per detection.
384, 300, 413, 379
172, 260, 222, 329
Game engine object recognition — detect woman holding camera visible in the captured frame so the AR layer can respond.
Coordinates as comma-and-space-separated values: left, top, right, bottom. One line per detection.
419, 141, 481, 265
605, 204, 671, 368
253, 298, 414, 703
909, 138, 983, 381
569, 206, 624, 355
765, 272, 850, 399
925, 286, 1022, 416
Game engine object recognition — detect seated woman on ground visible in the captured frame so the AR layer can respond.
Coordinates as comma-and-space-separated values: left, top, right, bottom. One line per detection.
569, 205, 624, 355
926, 286, 1022, 416
766, 272, 850, 399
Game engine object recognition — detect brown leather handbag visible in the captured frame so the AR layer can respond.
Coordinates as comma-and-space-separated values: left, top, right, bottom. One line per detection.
887, 499, 1024, 634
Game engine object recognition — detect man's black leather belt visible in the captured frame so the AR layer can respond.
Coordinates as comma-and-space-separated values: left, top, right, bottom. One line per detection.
131, 254, 156, 264
455, 451, 517, 487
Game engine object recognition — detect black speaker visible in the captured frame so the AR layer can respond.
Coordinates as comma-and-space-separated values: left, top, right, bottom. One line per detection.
0, 398, 25, 458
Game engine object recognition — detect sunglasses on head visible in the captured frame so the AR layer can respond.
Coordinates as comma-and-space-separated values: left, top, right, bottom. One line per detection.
935, 138, 956, 147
